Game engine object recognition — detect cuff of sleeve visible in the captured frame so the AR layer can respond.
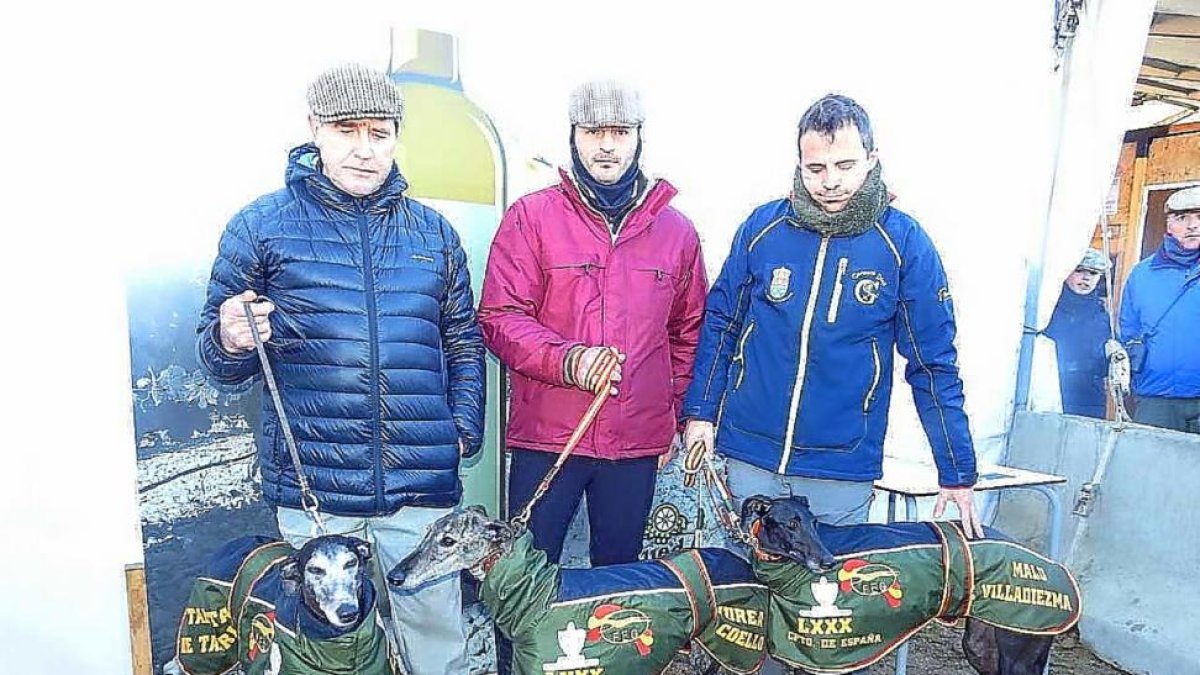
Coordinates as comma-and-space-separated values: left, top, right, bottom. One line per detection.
937, 474, 978, 489
460, 436, 484, 459
198, 320, 256, 377
553, 342, 586, 387
681, 406, 717, 424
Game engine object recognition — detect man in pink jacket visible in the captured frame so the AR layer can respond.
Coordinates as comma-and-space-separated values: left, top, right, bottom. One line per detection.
478, 79, 707, 570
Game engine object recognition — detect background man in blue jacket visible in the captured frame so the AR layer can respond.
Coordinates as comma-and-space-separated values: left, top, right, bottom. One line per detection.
196, 63, 485, 674
1120, 185, 1200, 433
683, 94, 982, 541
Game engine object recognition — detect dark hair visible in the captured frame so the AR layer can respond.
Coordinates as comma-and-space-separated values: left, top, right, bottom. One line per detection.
797, 94, 874, 153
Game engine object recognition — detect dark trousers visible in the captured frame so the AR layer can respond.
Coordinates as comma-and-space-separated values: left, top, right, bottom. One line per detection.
496, 448, 659, 674
1133, 396, 1200, 434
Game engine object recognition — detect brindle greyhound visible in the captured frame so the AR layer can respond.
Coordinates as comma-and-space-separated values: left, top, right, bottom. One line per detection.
389, 502, 1068, 675
388, 506, 770, 675
744, 495, 1057, 675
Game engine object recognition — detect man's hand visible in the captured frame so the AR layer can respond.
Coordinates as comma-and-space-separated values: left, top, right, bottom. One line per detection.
658, 432, 683, 471
218, 290, 275, 353
566, 345, 625, 395
683, 420, 715, 458
933, 486, 984, 539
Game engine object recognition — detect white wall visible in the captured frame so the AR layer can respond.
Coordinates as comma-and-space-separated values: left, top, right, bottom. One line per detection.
3, 2, 1060, 671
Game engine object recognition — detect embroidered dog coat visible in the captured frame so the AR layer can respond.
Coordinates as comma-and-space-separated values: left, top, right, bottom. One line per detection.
482, 533, 769, 674
754, 521, 1081, 674
174, 536, 398, 675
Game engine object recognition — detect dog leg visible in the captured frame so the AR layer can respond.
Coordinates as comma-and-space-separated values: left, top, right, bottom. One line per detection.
963, 619, 1053, 675
963, 618, 999, 675
994, 627, 1052, 675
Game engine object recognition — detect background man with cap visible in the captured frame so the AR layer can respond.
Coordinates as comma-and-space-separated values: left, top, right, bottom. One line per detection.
1044, 248, 1113, 418
196, 63, 484, 674
682, 93, 982, 547
1119, 185, 1200, 433
478, 78, 707, 566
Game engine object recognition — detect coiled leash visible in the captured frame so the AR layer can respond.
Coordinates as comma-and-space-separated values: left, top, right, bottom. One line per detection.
510, 347, 622, 529
244, 300, 328, 537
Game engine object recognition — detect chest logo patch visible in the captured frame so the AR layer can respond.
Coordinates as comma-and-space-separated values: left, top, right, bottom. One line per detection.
852, 271, 886, 305
769, 267, 792, 301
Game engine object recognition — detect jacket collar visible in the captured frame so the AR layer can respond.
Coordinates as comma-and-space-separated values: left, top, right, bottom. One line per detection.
286, 143, 409, 214
558, 168, 677, 243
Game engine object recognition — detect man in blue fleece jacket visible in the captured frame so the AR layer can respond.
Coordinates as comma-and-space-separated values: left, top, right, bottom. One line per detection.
682, 94, 982, 542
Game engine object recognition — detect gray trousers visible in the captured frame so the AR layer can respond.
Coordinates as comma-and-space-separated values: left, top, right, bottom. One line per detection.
1133, 396, 1200, 434
276, 506, 467, 675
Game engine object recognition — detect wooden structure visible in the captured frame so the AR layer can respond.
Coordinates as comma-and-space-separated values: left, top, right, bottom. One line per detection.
126, 564, 152, 675
1092, 121, 1200, 307
1096, 0, 1200, 303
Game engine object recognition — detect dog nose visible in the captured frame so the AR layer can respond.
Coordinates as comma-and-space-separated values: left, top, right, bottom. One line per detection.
387, 567, 406, 587
336, 606, 360, 624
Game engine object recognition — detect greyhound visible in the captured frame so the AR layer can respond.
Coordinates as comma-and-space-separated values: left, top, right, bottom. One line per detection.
389, 506, 770, 675
281, 535, 373, 629
166, 534, 398, 675
743, 495, 1066, 675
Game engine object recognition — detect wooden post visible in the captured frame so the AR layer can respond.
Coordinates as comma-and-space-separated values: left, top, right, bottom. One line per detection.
126, 563, 152, 675
1115, 154, 1149, 311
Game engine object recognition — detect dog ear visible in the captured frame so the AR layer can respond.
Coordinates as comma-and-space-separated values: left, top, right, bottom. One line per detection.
483, 520, 515, 543
280, 555, 302, 594
354, 540, 373, 563
740, 495, 772, 523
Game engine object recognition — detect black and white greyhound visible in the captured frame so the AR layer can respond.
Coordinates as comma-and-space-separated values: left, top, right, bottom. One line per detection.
165, 534, 397, 675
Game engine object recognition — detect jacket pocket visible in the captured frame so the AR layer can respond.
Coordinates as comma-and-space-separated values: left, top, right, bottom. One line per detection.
730, 320, 757, 391
633, 267, 676, 325
863, 338, 881, 412
542, 262, 601, 323
827, 257, 849, 324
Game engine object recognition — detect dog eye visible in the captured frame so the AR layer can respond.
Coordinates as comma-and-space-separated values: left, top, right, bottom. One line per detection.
439, 535, 457, 547
306, 566, 325, 577
344, 559, 359, 570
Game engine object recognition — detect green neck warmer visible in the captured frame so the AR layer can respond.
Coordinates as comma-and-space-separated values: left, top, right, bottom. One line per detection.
790, 162, 889, 237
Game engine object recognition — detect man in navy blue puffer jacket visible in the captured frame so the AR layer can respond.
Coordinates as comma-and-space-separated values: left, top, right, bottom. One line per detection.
195, 63, 485, 675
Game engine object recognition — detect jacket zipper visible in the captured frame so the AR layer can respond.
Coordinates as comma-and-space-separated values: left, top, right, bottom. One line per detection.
827, 257, 849, 324
864, 338, 881, 412
778, 236, 831, 473
549, 262, 598, 273
357, 208, 384, 512
567, 176, 657, 449
731, 321, 756, 390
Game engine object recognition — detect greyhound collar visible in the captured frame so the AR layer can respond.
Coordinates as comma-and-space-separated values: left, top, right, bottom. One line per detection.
748, 520, 783, 562
476, 546, 506, 576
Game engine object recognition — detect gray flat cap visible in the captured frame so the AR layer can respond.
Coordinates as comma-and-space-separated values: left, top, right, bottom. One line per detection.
307, 63, 404, 123
568, 79, 644, 128
1077, 248, 1111, 273
1165, 185, 1200, 213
